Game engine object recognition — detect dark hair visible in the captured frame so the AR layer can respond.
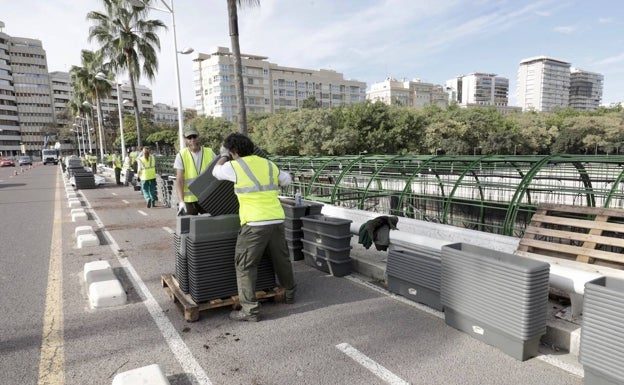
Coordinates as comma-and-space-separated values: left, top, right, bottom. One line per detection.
223, 133, 254, 157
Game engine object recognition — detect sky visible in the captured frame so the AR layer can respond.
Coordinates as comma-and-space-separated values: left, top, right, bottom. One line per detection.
2, 0, 623, 109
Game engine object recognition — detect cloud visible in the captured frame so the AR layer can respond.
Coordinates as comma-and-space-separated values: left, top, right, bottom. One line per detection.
553, 25, 576, 34
593, 53, 624, 66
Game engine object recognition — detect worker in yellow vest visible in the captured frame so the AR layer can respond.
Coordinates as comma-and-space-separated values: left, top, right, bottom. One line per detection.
174, 124, 216, 215
136, 146, 157, 208
212, 133, 296, 322
112, 150, 123, 185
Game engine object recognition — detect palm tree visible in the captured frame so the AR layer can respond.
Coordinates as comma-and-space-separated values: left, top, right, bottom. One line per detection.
87, 0, 166, 148
69, 50, 110, 156
227, 0, 260, 136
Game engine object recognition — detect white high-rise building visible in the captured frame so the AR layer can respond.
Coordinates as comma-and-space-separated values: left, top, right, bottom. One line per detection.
569, 68, 603, 111
517, 56, 571, 112
366, 77, 448, 109
445, 73, 520, 114
192, 47, 366, 121
0, 22, 55, 156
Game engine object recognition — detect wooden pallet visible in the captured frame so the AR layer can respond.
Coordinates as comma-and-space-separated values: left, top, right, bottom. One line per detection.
516, 204, 624, 267
161, 273, 285, 322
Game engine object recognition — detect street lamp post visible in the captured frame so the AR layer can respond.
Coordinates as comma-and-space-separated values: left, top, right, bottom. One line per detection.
95, 73, 126, 157
71, 128, 82, 156
128, 0, 193, 150
83, 99, 105, 162
74, 116, 92, 154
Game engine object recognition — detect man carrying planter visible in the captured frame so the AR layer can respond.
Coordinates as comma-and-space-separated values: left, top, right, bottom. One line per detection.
213, 133, 296, 322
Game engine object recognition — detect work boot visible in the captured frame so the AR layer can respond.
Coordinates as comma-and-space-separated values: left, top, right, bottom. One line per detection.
229, 310, 259, 322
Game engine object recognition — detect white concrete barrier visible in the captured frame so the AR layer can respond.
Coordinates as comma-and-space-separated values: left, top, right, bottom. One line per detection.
83, 260, 126, 308
77, 233, 99, 248
112, 364, 169, 385
74, 225, 94, 238
548, 264, 602, 318
68, 198, 81, 208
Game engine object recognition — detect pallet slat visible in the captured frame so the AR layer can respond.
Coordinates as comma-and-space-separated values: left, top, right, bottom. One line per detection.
519, 205, 624, 267
161, 273, 285, 322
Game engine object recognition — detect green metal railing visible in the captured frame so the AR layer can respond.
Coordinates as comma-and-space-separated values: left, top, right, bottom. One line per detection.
155, 154, 624, 237
272, 154, 624, 237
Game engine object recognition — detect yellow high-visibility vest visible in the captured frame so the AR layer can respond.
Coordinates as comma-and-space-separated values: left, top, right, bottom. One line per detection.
138, 155, 156, 180
181, 147, 215, 202
232, 155, 284, 225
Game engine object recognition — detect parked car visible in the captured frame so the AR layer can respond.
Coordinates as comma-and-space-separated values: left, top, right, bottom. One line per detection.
18, 156, 32, 166
0, 158, 15, 167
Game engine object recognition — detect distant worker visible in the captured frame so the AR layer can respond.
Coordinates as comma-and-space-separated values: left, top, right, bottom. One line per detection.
112, 150, 123, 185
174, 124, 216, 215
213, 133, 296, 322
123, 151, 133, 186
136, 146, 157, 208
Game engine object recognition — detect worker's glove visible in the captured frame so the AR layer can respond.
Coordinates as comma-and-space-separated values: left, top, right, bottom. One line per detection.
219, 145, 231, 160
177, 201, 186, 216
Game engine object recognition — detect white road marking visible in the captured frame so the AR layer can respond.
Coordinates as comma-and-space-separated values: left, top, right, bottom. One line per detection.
122, 199, 129, 204
82, 196, 213, 385
111, 192, 118, 196
336, 343, 410, 385
162, 227, 174, 234
138, 210, 148, 216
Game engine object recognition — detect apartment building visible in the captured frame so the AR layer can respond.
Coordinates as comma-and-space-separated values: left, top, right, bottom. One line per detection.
445, 73, 520, 114
366, 77, 448, 109
516, 56, 571, 112
569, 68, 603, 111
0, 22, 55, 156
152, 102, 178, 125
192, 47, 366, 121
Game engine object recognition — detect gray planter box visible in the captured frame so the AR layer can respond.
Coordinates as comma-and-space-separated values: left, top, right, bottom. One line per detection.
302, 228, 352, 249
302, 249, 352, 277
441, 243, 550, 361
301, 214, 352, 236
387, 246, 442, 311
580, 277, 624, 385
280, 198, 324, 217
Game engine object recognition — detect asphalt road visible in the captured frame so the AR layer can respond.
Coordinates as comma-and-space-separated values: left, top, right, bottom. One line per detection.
0, 164, 583, 385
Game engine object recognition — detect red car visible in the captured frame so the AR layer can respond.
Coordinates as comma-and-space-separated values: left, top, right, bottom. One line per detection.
0, 158, 15, 167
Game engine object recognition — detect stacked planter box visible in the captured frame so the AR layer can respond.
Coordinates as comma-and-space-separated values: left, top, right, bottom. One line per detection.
580, 277, 624, 385
280, 198, 324, 261
386, 245, 445, 311
173, 216, 192, 293
441, 243, 550, 361
300, 214, 352, 277
186, 214, 276, 303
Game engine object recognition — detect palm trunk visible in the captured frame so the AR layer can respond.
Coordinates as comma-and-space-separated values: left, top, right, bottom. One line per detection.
126, 51, 142, 148
228, 0, 248, 136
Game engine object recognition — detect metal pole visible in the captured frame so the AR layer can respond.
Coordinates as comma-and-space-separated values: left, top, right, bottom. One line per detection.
116, 82, 126, 157
170, 0, 186, 150
94, 89, 106, 161
84, 116, 93, 154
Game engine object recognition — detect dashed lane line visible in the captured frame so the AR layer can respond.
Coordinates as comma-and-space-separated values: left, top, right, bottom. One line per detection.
336, 343, 410, 385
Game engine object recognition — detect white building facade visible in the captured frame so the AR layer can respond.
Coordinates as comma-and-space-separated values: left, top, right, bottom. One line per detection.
192, 47, 366, 121
516, 56, 571, 112
366, 77, 448, 109
0, 22, 55, 156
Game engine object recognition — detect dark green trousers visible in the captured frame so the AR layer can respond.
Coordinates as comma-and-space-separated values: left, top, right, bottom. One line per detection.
235, 223, 296, 315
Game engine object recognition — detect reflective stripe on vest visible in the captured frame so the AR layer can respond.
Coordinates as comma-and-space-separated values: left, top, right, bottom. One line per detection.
181, 147, 214, 202
138, 156, 156, 180
232, 156, 284, 225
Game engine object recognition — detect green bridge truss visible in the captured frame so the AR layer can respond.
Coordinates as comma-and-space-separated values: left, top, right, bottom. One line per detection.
156, 154, 624, 237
